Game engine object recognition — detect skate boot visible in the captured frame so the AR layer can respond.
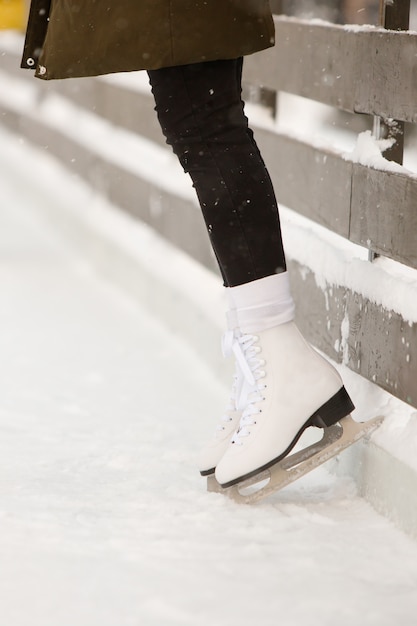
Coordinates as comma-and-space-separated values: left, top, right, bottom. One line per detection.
215, 320, 354, 488
198, 311, 244, 476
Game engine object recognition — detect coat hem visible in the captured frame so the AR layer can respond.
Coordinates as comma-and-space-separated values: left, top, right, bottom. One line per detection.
34, 43, 275, 81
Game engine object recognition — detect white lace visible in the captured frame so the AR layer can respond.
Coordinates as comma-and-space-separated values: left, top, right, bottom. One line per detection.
212, 330, 243, 438
214, 379, 238, 437
222, 331, 267, 446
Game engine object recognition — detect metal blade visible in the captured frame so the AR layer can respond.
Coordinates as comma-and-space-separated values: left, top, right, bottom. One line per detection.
207, 415, 384, 504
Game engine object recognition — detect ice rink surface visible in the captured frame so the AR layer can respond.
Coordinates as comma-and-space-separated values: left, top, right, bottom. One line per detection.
1, 127, 417, 625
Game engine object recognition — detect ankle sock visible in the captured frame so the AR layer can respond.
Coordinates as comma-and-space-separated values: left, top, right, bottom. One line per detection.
229, 273, 295, 333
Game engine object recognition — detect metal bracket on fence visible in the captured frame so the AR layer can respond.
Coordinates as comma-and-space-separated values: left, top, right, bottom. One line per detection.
368, 0, 411, 262
373, 0, 410, 165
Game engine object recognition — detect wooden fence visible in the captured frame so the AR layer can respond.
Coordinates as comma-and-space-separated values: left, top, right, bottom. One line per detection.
243, 2, 417, 408
0, 1, 416, 407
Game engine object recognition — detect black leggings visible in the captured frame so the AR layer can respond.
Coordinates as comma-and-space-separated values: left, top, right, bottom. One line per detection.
147, 57, 286, 287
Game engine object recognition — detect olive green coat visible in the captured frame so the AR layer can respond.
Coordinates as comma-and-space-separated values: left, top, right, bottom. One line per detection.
21, 0, 275, 80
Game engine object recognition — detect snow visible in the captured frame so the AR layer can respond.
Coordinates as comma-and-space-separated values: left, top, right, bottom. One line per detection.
280, 205, 417, 324
278, 14, 417, 36
343, 130, 416, 177
1, 88, 417, 464
2, 40, 417, 463
2, 30, 417, 622
2, 125, 417, 626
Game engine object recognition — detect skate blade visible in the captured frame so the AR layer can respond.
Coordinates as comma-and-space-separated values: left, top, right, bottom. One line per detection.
207, 415, 384, 504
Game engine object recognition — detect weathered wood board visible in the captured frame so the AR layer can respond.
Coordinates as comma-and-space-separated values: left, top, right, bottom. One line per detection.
289, 259, 417, 408
253, 126, 417, 271
350, 165, 417, 267
253, 127, 352, 238
244, 16, 417, 122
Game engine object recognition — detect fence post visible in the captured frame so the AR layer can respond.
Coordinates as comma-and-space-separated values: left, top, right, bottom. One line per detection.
380, 0, 411, 30
375, 0, 411, 164
368, 0, 411, 261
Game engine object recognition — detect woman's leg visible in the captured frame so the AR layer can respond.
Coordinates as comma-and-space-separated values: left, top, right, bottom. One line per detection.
148, 58, 292, 476
147, 58, 286, 287
148, 59, 353, 486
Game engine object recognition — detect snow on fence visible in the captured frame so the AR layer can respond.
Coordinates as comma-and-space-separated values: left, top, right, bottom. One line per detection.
0, 3, 416, 409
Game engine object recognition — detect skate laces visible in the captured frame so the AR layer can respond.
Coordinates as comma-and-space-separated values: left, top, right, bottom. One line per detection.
229, 333, 266, 446
212, 330, 244, 438
219, 331, 266, 444
223, 330, 257, 385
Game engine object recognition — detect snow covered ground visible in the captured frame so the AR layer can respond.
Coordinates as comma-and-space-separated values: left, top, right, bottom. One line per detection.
1, 124, 417, 626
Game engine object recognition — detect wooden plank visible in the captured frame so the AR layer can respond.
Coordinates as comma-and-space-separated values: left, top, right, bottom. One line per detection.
16, 104, 217, 273
354, 30, 417, 122
4, 46, 416, 273
54, 77, 166, 147
289, 259, 417, 408
252, 124, 417, 271
254, 127, 352, 237
243, 17, 417, 122
244, 19, 356, 111
4, 21, 417, 124
349, 164, 417, 268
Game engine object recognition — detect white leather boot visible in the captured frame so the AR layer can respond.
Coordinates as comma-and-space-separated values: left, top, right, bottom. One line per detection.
215, 322, 354, 487
214, 274, 354, 488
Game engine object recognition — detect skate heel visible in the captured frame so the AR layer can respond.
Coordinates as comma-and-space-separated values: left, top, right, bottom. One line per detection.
311, 386, 355, 428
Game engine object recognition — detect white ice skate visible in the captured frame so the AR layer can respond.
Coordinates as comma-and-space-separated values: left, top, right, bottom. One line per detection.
209, 322, 383, 503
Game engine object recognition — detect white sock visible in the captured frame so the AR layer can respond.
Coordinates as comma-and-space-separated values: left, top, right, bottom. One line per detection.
225, 288, 238, 330
229, 273, 295, 333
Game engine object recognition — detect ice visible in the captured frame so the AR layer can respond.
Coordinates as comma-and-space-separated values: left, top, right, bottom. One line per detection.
1, 117, 417, 626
